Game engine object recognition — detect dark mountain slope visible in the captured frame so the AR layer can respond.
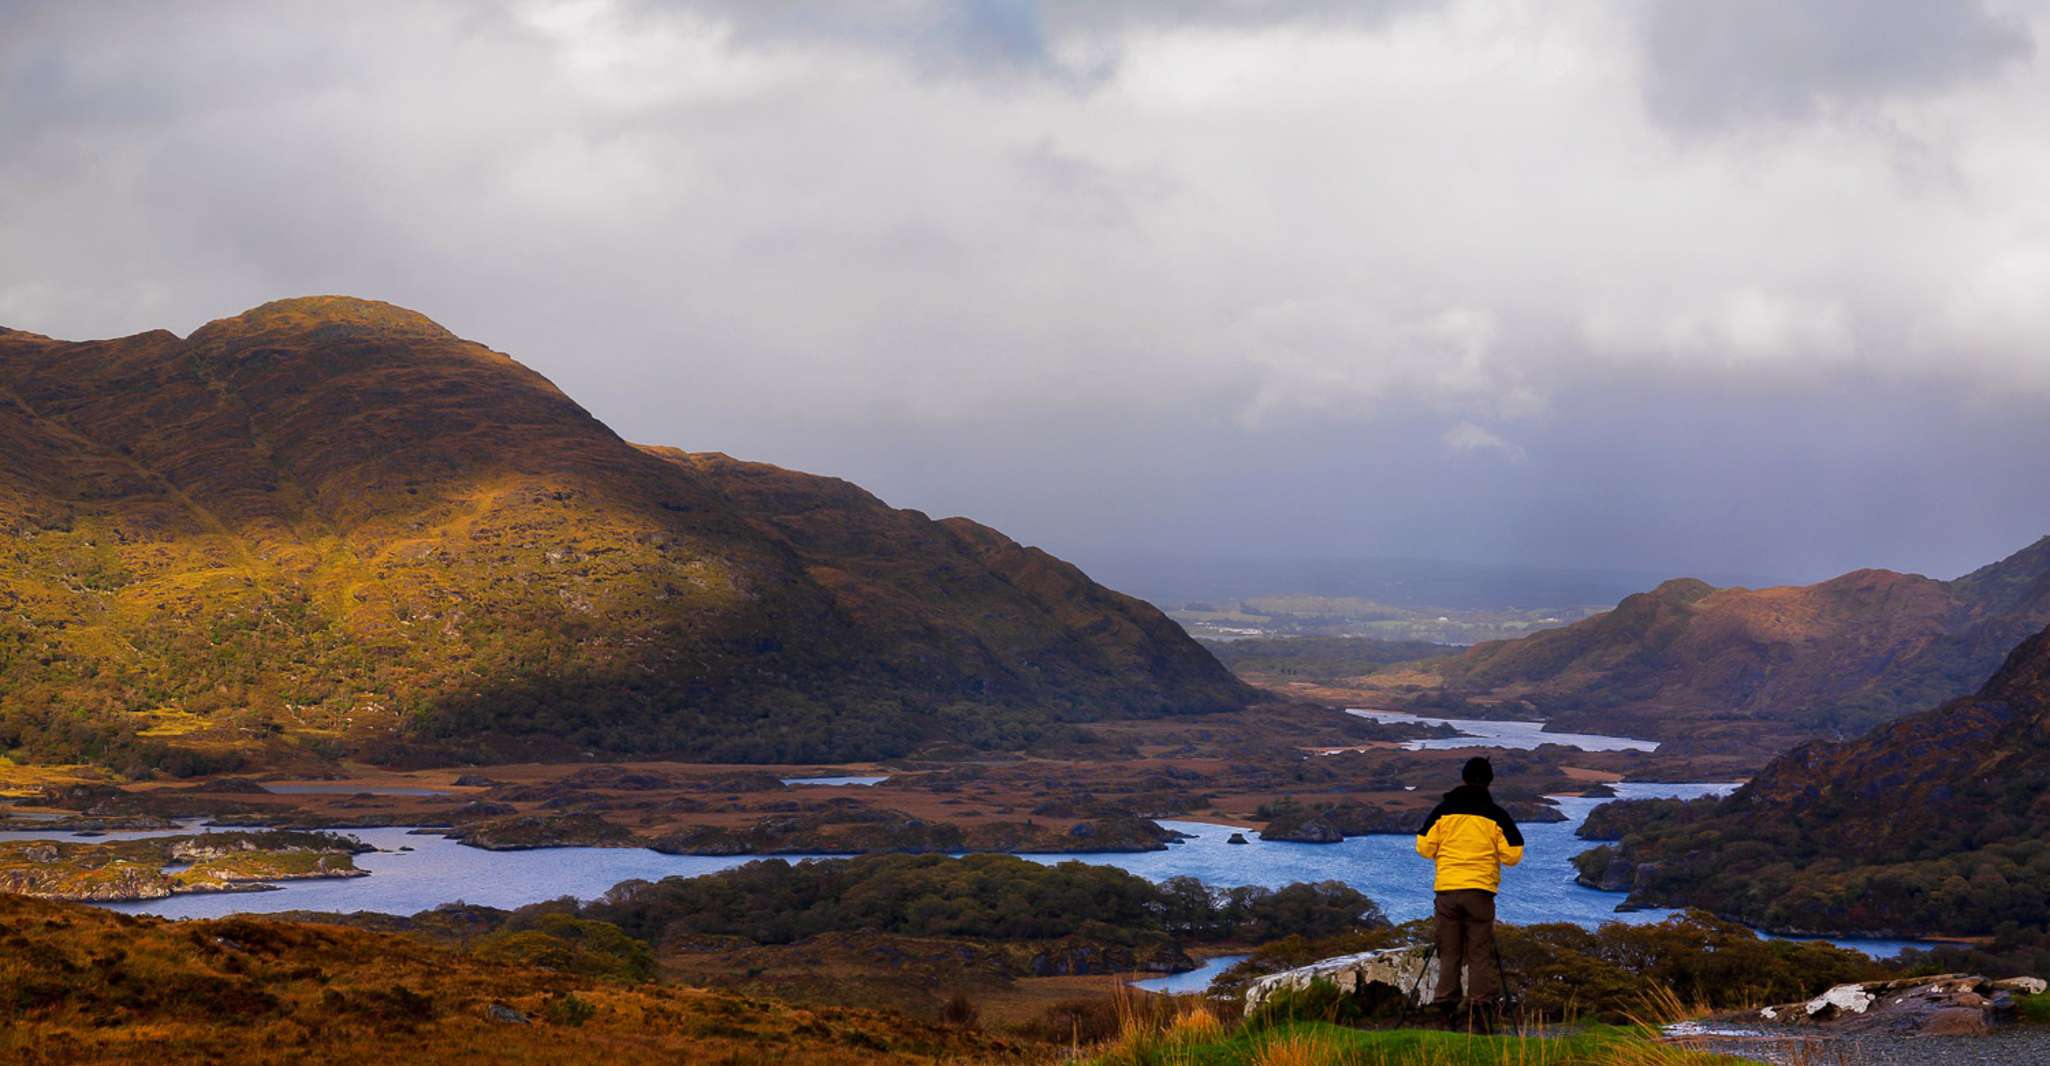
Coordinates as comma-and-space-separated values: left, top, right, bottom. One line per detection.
1575, 623, 2050, 937
0, 297, 1250, 772
654, 450, 1236, 737
1404, 539, 2050, 754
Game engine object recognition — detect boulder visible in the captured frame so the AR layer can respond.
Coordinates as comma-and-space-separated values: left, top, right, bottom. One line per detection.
1755, 974, 2030, 1037
1992, 976, 2046, 995
1226, 832, 1249, 845
1258, 813, 1344, 843
1244, 947, 1439, 1013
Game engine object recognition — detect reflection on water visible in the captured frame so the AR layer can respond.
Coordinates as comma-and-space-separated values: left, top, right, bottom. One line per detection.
1348, 709, 1660, 752
779, 776, 889, 787
0, 784, 1928, 958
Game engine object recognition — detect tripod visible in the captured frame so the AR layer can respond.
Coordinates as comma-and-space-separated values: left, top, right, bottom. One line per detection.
1407, 937, 1521, 1033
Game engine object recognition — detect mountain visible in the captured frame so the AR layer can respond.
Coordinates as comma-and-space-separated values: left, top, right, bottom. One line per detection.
1573, 622, 2050, 939
0, 297, 1252, 773
1395, 539, 2050, 755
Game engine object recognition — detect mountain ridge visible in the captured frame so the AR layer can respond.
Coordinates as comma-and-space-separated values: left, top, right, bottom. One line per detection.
1575, 620, 2050, 940
1386, 535, 2050, 756
0, 297, 1253, 773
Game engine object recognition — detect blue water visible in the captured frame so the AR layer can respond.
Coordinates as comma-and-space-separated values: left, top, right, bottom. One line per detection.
779, 775, 889, 787
17, 826, 825, 920
1023, 783, 1733, 930
1131, 954, 1249, 994
0, 784, 1928, 958
1348, 709, 1660, 752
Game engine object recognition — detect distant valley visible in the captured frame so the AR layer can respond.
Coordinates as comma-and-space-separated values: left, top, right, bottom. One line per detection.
1173, 595, 1603, 644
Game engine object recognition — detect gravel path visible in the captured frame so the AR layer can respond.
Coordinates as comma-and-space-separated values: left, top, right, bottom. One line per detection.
1683, 1028, 2050, 1065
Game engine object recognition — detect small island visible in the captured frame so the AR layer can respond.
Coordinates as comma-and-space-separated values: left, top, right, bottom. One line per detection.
0, 831, 369, 902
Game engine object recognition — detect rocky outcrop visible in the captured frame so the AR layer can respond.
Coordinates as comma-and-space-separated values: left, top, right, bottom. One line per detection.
0, 831, 366, 901
1570, 845, 1641, 893
1245, 947, 1439, 1013
1258, 809, 1345, 843
441, 813, 637, 850
1500, 800, 1567, 825
1753, 974, 2042, 1037
0, 860, 176, 901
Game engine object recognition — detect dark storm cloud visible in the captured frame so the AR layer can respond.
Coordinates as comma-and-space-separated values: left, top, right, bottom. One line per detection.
4, 1, 2048, 586
1635, 0, 2034, 131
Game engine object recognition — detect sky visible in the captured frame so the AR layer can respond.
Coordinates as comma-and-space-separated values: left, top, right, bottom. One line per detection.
4, 0, 2049, 588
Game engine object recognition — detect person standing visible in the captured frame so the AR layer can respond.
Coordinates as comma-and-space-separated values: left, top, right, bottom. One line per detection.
1414, 755, 1523, 1025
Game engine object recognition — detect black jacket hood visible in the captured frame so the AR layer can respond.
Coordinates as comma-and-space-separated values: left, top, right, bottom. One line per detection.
1419, 783, 1524, 846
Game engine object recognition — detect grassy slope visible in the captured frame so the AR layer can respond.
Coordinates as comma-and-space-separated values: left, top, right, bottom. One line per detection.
0, 893, 1012, 1065
0, 298, 1250, 773
1094, 1020, 1743, 1066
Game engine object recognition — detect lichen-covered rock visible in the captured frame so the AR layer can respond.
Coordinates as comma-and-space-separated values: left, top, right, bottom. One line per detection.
1244, 947, 1439, 1012
1754, 973, 2038, 1037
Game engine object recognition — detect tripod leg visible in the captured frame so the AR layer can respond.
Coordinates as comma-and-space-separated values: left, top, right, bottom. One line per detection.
1404, 942, 1439, 1025
1489, 937, 1517, 1033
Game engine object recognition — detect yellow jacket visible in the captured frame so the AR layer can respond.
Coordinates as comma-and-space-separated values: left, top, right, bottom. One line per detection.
1415, 785, 1525, 894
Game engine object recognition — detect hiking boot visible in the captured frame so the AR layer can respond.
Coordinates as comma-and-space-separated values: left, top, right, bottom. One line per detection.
1433, 1001, 1463, 1030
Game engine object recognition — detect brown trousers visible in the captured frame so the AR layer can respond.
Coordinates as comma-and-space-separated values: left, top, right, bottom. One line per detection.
1430, 889, 1498, 1005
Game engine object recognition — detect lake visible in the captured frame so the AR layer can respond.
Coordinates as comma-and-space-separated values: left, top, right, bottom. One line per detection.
1020, 784, 1735, 930
1348, 708, 1661, 752
0, 781, 1925, 957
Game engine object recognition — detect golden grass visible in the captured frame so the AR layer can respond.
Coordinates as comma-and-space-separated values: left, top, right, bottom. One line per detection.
1167, 1005, 1227, 1045
0, 761, 116, 797
1, 894, 1020, 1064
134, 707, 212, 737
1251, 1028, 1335, 1066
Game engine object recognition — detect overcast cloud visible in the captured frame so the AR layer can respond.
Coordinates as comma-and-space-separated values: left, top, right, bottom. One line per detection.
4, 0, 2048, 587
